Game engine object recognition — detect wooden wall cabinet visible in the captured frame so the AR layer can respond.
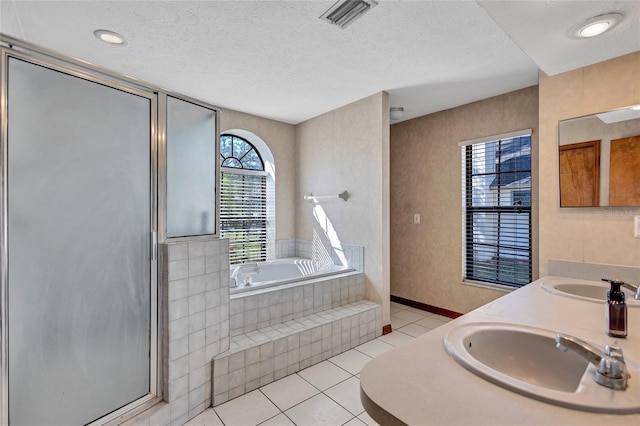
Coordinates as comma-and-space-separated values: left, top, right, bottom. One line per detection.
610, 135, 640, 206
559, 140, 600, 207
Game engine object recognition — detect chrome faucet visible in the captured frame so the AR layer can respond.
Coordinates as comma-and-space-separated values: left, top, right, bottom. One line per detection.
601, 278, 640, 300
621, 282, 640, 300
555, 333, 628, 390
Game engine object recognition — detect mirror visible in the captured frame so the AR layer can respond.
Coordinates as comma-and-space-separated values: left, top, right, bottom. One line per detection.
558, 105, 640, 207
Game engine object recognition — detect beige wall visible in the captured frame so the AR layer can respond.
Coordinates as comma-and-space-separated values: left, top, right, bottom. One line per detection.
539, 52, 640, 275
295, 92, 391, 325
219, 108, 297, 239
390, 86, 539, 314
217, 52, 640, 323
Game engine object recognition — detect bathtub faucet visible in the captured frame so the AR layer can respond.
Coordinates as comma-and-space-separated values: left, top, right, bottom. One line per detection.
231, 263, 260, 287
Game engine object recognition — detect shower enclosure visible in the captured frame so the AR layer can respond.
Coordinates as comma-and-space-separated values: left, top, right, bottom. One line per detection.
3, 52, 156, 426
1, 39, 218, 425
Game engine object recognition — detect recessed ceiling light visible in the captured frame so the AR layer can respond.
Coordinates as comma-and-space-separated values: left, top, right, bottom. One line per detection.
575, 13, 623, 38
94, 29, 126, 45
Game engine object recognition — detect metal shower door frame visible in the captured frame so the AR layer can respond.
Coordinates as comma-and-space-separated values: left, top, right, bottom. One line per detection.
0, 45, 161, 426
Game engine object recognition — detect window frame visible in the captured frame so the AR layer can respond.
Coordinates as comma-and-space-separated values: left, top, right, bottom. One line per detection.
220, 133, 265, 171
460, 130, 533, 289
219, 134, 268, 265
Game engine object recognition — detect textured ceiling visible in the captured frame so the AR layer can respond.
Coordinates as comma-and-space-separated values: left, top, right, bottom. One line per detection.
1, 1, 637, 124
479, 0, 640, 76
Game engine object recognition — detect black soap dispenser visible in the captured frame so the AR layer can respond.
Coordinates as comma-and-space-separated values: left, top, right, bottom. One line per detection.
602, 278, 627, 338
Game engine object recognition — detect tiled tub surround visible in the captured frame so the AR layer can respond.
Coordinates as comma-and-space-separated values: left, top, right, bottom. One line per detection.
229, 272, 365, 336
271, 239, 364, 272
214, 268, 381, 407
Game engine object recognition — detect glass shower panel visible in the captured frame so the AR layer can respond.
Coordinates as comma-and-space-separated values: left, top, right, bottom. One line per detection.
7, 57, 151, 425
166, 96, 217, 237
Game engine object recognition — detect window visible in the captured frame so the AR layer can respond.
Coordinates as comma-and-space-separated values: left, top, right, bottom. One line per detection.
220, 134, 264, 171
462, 132, 532, 287
220, 134, 267, 264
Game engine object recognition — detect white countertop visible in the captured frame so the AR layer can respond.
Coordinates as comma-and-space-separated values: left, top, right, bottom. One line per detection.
360, 276, 640, 425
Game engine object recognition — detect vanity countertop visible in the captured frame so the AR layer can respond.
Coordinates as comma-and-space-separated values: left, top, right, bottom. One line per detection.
360, 276, 640, 425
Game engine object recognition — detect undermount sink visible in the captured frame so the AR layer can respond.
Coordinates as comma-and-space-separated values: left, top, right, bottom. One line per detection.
444, 323, 640, 413
540, 279, 640, 307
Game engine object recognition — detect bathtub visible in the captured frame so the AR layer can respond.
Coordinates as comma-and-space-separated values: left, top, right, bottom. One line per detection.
230, 257, 354, 293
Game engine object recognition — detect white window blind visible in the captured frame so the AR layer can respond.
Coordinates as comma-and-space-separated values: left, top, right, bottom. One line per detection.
220, 170, 267, 265
462, 133, 532, 287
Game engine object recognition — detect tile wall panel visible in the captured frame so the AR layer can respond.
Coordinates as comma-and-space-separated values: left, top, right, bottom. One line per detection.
273, 239, 364, 271
128, 238, 230, 426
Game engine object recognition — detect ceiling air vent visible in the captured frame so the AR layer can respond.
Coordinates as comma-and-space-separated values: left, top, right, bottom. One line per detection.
320, 0, 378, 29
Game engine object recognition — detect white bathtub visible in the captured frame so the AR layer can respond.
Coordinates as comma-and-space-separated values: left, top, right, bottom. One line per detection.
230, 257, 353, 293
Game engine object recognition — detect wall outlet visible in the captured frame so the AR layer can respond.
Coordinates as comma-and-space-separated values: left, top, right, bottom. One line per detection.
413, 213, 421, 225
635, 215, 640, 238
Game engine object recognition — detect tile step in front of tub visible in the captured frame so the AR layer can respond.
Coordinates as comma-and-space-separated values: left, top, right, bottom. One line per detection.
212, 300, 382, 406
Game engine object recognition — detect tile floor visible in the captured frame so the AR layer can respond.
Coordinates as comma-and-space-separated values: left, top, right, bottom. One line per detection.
184, 302, 452, 426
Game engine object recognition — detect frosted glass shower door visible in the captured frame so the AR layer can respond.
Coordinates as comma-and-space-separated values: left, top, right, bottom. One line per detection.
6, 57, 153, 425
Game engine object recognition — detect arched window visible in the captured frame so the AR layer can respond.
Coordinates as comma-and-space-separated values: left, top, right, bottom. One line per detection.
220, 134, 264, 170
220, 134, 268, 264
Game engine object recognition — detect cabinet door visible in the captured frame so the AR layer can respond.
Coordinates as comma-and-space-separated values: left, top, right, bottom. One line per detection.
559, 140, 600, 207
609, 135, 640, 206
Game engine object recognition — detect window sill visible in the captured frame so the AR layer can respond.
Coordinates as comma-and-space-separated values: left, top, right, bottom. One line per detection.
462, 279, 518, 293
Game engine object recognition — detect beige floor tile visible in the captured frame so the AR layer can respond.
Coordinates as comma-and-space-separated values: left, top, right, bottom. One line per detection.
260, 374, 319, 411
258, 413, 296, 426
284, 394, 353, 426
390, 315, 411, 329
415, 315, 449, 330
397, 323, 430, 337
324, 377, 364, 416
298, 361, 351, 391
433, 314, 453, 323
389, 301, 407, 311
392, 309, 427, 322
358, 410, 380, 426
328, 349, 372, 375
376, 331, 414, 347
183, 408, 224, 426
344, 417, 367, 425
214, 390, 280, 426
390, 307, 403, 315
354, 339, 395, 358
403, 307, 434, 316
